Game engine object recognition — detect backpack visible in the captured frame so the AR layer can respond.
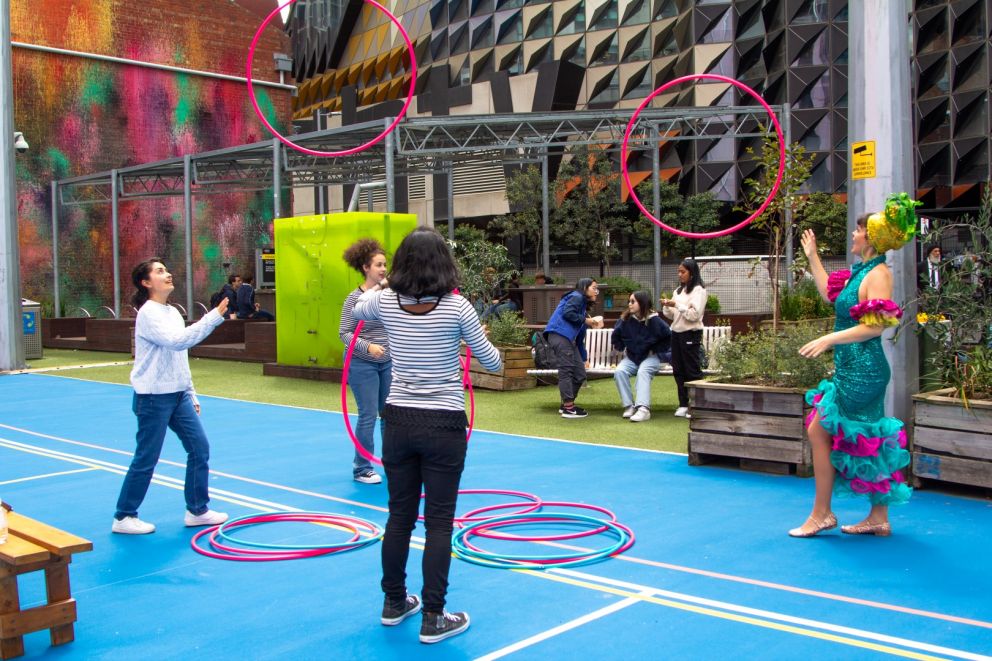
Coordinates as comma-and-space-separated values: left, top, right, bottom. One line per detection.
209, 289, 225, 309
532, 331, 559, 370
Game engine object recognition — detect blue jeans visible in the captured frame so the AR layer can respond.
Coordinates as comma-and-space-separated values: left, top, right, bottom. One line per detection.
348, 357, 391, 475
115, 392, 212, 519
614, 355, 662, 408
380, 420, 466, 612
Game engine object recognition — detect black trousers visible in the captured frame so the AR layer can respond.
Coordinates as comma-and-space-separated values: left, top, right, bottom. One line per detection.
548, 331, 586, 404
671, 329, 704, 408
380, 419, 466, 612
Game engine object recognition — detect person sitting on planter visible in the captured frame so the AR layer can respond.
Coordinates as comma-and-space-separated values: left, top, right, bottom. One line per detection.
612, 290, 671, 422
543, 278, 604, 419
790, 193, 918, 538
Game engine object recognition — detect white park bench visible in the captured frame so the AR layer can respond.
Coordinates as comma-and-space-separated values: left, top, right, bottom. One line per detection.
527, 326, 731, 377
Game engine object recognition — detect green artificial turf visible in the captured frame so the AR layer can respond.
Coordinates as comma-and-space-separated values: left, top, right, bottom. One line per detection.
27, 349, 690, 453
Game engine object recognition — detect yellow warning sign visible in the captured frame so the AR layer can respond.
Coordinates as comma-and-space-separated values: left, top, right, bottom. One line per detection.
851, 141, 876, 180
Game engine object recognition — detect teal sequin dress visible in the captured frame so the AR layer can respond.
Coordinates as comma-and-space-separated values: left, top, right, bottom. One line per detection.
805, 255, 912, 505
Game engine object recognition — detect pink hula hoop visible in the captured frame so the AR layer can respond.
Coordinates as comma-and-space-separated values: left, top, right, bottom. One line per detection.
342, 318, 476, 466
247, 0, 417, 157
621, 74, 785, 239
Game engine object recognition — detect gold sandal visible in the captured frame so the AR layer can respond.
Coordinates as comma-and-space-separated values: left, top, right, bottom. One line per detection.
841, 521, 891, 536
788, 513, 837, 538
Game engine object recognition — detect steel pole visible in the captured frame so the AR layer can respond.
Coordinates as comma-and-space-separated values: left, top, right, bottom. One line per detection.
183, 155, 194, 318
541, 151, 550, 275
652, 124, 662, 301
447, 163, 454, 238
782, 103, 794, 289
0, 0, 23, 369
51, 182, 60, 318
272, 139, 282, 219
385, 118, 395, 212
111, 169, 120, 318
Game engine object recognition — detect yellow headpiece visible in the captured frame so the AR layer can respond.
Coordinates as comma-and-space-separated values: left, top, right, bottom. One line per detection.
866, 193, 922, 253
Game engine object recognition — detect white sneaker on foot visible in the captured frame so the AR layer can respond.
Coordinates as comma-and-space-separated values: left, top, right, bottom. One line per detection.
621, 406, 636, 418
184, 509, 229, 527
674, 406, 689, 417
630, 407, 651, 422
112, 516, 156, 535
355, 470, 382, 484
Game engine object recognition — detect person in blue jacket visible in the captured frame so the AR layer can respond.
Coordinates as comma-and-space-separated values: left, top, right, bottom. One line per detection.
543, 278, 604, 418
612, 290, 672, 423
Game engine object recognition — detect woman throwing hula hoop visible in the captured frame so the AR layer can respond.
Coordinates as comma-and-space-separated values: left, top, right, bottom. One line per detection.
339, 238, 391, 485
353, 227, 501, 644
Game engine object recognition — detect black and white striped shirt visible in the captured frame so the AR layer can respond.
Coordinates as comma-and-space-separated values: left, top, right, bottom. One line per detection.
339, 288, 390, 363
353, 289, 502, 411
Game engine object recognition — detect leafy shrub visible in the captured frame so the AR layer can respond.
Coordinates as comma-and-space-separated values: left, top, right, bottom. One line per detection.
705, 294, 721, 314
600, 276, 644, 296
486, 311, 533, 347
713, 324, 832, 389
779, 279, 833, 321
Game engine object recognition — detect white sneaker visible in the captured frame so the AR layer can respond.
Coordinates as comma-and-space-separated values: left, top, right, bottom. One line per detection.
621, 406, 636, 418
184, 510, 229, 527
112, 516, 156, 535
630, 407, 651, 422
674, 407, 689, 417
355, 470, 382, 484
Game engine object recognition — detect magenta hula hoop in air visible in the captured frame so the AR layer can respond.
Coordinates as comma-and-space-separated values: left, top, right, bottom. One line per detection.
342, 319, 476, 466
621, 74, 786, 239
246, 0, 417, 157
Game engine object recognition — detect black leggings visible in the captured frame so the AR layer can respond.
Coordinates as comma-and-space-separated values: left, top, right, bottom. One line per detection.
671, 329, 704, 408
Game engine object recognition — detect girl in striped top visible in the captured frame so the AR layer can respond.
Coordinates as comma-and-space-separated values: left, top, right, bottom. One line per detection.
339, 238, 391, 484
353, 227, 500, 643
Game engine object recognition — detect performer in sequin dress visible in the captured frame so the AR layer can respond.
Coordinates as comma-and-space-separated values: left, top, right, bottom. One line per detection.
789, 194, 920, 538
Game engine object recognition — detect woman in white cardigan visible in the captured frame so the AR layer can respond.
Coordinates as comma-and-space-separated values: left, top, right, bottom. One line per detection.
112, 258, 230, 535
660, 258, 707, 417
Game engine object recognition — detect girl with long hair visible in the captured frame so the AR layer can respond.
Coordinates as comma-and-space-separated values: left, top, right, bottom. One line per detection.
612, 290, 672, 422
339, 238, 390, 484
661, 258, 707, 417
353, 227, 501, 644
112, 259, 229, 535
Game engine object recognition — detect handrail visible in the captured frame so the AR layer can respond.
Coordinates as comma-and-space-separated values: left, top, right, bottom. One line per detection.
173, 303, 187, 317
98, 306, 118, 319
195, 302, 210, 316
75, 307, 92, 317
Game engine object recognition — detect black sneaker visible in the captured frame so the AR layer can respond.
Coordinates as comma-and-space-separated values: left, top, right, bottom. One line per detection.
420, 610, 470, 644
560, 406, 588, 419
381, 594, 422, 626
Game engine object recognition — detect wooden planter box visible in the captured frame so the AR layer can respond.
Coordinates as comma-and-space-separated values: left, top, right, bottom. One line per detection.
687, 379, 813, 476
912, 388, 992, 490
462, 346, 536, 391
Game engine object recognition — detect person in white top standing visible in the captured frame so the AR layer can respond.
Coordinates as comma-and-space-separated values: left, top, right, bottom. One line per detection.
660, 258, 707, 418
112, 258, 230, 535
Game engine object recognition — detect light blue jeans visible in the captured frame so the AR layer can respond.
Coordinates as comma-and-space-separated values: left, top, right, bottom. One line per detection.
614, 355, 662, 409
348, 357, 392, 475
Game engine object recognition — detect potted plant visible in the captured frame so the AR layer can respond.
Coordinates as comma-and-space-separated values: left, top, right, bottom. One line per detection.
759, 279, 835, 332
600, 275, 644, 311
463, 311, 536, 391
687, 323, 832, 475
912, 186, 992, 490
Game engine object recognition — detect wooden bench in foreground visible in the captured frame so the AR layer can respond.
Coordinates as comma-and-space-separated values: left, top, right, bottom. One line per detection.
0, 510, 92, 659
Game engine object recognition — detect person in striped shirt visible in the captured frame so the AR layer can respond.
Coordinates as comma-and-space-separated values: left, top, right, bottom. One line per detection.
339, 238, 391, 485
354, 227, 501, 644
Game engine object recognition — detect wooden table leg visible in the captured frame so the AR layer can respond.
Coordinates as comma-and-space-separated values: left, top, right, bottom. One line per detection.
0, 571, 24, 660
44, 559, 74, 647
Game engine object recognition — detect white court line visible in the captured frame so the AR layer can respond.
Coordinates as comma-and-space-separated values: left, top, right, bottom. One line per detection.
474, 591, 652, 661
0, 467, 97, 486
8, 360, 134, 375
1, 435, 987, 660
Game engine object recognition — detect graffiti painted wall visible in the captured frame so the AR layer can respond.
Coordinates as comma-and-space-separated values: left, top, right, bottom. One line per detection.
12, 0, 292, 315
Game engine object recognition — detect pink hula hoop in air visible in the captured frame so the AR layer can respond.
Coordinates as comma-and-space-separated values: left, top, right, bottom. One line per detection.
246, 0, 417, 157
621, 74, 786, 240
341, 318, 476, 466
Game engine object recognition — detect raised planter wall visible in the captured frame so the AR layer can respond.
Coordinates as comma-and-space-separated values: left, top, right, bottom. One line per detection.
912, 389, 992, 490
688, 379, 812, 476
463, 346, 536, 391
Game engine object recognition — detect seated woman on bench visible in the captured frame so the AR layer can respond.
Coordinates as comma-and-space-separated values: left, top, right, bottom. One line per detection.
612, 291, 672, 423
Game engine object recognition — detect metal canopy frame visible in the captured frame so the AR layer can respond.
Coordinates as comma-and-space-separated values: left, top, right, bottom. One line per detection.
52, 104, 785, 318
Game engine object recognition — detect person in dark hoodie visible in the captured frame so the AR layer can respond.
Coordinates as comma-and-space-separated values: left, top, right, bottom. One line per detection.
612, 290, 672, 423
543, 278, 604, 418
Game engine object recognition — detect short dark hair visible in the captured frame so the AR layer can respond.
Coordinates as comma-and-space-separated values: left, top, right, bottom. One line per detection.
388, 226, 460, 298
574, 277, 597, 300
131, 258, 164, 308
243, 275, 254, 285
227, 274, 240, 285
342, 237, 386, 275
676, 258, 703, 294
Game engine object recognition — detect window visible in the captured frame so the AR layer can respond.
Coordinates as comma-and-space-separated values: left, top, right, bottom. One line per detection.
799, 118, 831, 151
793, 31, 829, 66
701, 11, 732, 44
589, 34, 619, 66
795, 77, 830, 109
623, 0, 651, 26
527, 9, 553, 39
793, 0, 829, 25
558, 7, 585, 35
590, 0, 618, 30
625, 31, 651, 61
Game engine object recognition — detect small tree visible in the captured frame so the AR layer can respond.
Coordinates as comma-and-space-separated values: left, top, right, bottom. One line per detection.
554, 146, 631, 276
736, 131, 814, 329
448, 225, 515, 314
490, 165, 547, 271
632, 180, 732, 259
